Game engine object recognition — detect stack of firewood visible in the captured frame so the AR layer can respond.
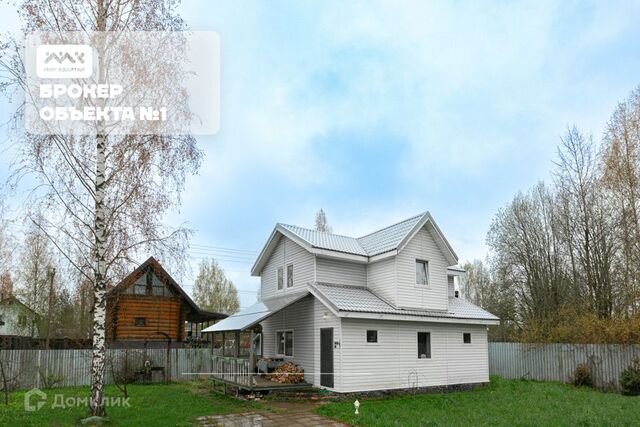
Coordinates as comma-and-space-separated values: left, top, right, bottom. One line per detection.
268, 362, 304, 384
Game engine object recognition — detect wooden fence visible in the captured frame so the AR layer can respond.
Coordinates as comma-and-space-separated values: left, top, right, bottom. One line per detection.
0, 348, 213, 390
489, 342, 640, 391
5, 343, 640, 392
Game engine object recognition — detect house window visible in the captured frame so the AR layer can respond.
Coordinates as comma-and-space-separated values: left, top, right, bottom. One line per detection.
18, 314, 27, 327
276, 330, 293, 356
416, 260, 429, 285
134, 281, 147, 295
152, 274, 165, 296
0, 315, 4, 326
287, 264, 294, 288
463, 333, 471, 344
135, 317, 146, 327
366, 330, 378, 343
417, 332, 431, 358
277, 267, 284, 290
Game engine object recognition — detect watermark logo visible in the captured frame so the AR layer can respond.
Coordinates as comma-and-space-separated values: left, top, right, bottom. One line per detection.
36, 44, 93, 78
22, 387, 130, 412
24, 388, 47, 412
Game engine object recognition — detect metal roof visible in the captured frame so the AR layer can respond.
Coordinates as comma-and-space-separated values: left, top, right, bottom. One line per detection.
356, 213, 424, 256
201, 291, 310, 332
279, 224, 367, 256
252, 211, 458, 276
279, 212, 426, 257
311, 282, 499, 322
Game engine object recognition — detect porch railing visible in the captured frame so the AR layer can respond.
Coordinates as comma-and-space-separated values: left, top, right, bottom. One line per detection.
211, 355, 252, 387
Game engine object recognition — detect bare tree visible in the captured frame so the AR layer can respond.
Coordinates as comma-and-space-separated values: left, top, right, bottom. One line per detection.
488, 183, 569, 323
0, 206, 13, 294
485, 90, 640, 341
0, 0, 200, 416
554, 127, 616, 318
16, 223, 51, 320
315, 209, 332, 233
602, 86, 640, 316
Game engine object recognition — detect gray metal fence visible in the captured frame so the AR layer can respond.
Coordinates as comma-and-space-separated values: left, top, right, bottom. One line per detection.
489, 342, 640, 390
0, 348, 213, 390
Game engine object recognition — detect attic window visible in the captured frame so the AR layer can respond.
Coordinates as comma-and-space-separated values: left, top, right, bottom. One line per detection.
152, 273, 165, 296
134, 277, 147, 295
463, 333, 471, 344
277, 267, 284, 290
416, 260, 429, 286
366, 330, 378, 343
287, 264, 294, 288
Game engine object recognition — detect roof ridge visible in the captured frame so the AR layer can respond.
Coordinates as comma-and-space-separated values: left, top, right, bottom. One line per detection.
279, 223, 359, 240
356, 212, 427, 240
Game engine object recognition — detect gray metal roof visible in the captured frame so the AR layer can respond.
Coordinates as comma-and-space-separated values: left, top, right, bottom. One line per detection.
311, 283, 499, 321
279, 224, 367, 256
356, 213, 424, 256
202, 291, 310, 332
279, 212, 427, 257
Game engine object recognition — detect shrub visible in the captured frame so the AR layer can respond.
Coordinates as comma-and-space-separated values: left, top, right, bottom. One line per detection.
572, 363, 593, 388
620, 358, 640, 396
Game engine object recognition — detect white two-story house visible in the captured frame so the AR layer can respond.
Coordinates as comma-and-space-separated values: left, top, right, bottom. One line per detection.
205, 212, 499, 392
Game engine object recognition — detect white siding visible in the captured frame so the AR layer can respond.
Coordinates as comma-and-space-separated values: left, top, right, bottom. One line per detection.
260, 236, 315, 300
0, 303, 38, 337
261, 295, 315, 383
339, 319, 488, 392
366, 257, 397, 306
396, 226, 449, 310
260, 295, 342, 390
316, 258, 366, 287
312, 298, 342, 390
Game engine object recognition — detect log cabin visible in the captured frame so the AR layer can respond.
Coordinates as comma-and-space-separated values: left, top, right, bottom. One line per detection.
107, 257, 226, 348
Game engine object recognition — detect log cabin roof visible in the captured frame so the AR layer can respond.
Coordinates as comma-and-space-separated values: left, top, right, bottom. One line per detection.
108, 257, 227, 322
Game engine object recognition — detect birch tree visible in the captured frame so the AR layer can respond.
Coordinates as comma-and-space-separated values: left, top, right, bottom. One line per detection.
0, 0, 201, 416
193, 258, 240, 315
315, 209, 332, 233
602, 87, 640, 315
17, 223, 51, 316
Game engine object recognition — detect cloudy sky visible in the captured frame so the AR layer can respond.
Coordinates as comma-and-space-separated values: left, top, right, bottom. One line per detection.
2, 1, 640, 308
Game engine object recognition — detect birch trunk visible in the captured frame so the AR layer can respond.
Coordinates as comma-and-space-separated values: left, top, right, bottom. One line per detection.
89, 132, 107, 416
90, 6, 108, 414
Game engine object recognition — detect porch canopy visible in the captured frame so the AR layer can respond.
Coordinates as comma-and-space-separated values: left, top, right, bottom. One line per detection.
202, 291, 309, 333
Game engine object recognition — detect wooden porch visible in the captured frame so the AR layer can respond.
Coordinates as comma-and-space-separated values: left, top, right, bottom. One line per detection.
210, 355, 312, 394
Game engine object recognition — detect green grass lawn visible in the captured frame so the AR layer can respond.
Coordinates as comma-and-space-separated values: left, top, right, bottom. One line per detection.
0, 381, 258, 426
316, 377, 640, 427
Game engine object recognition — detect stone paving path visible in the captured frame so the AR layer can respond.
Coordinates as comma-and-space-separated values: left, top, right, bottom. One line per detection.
197, 400, 349, 427
197, 411, 348, 426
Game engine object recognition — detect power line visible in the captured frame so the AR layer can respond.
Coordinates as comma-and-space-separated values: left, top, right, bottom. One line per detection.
189, 244, 257, 255
187, 250, 254, 261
